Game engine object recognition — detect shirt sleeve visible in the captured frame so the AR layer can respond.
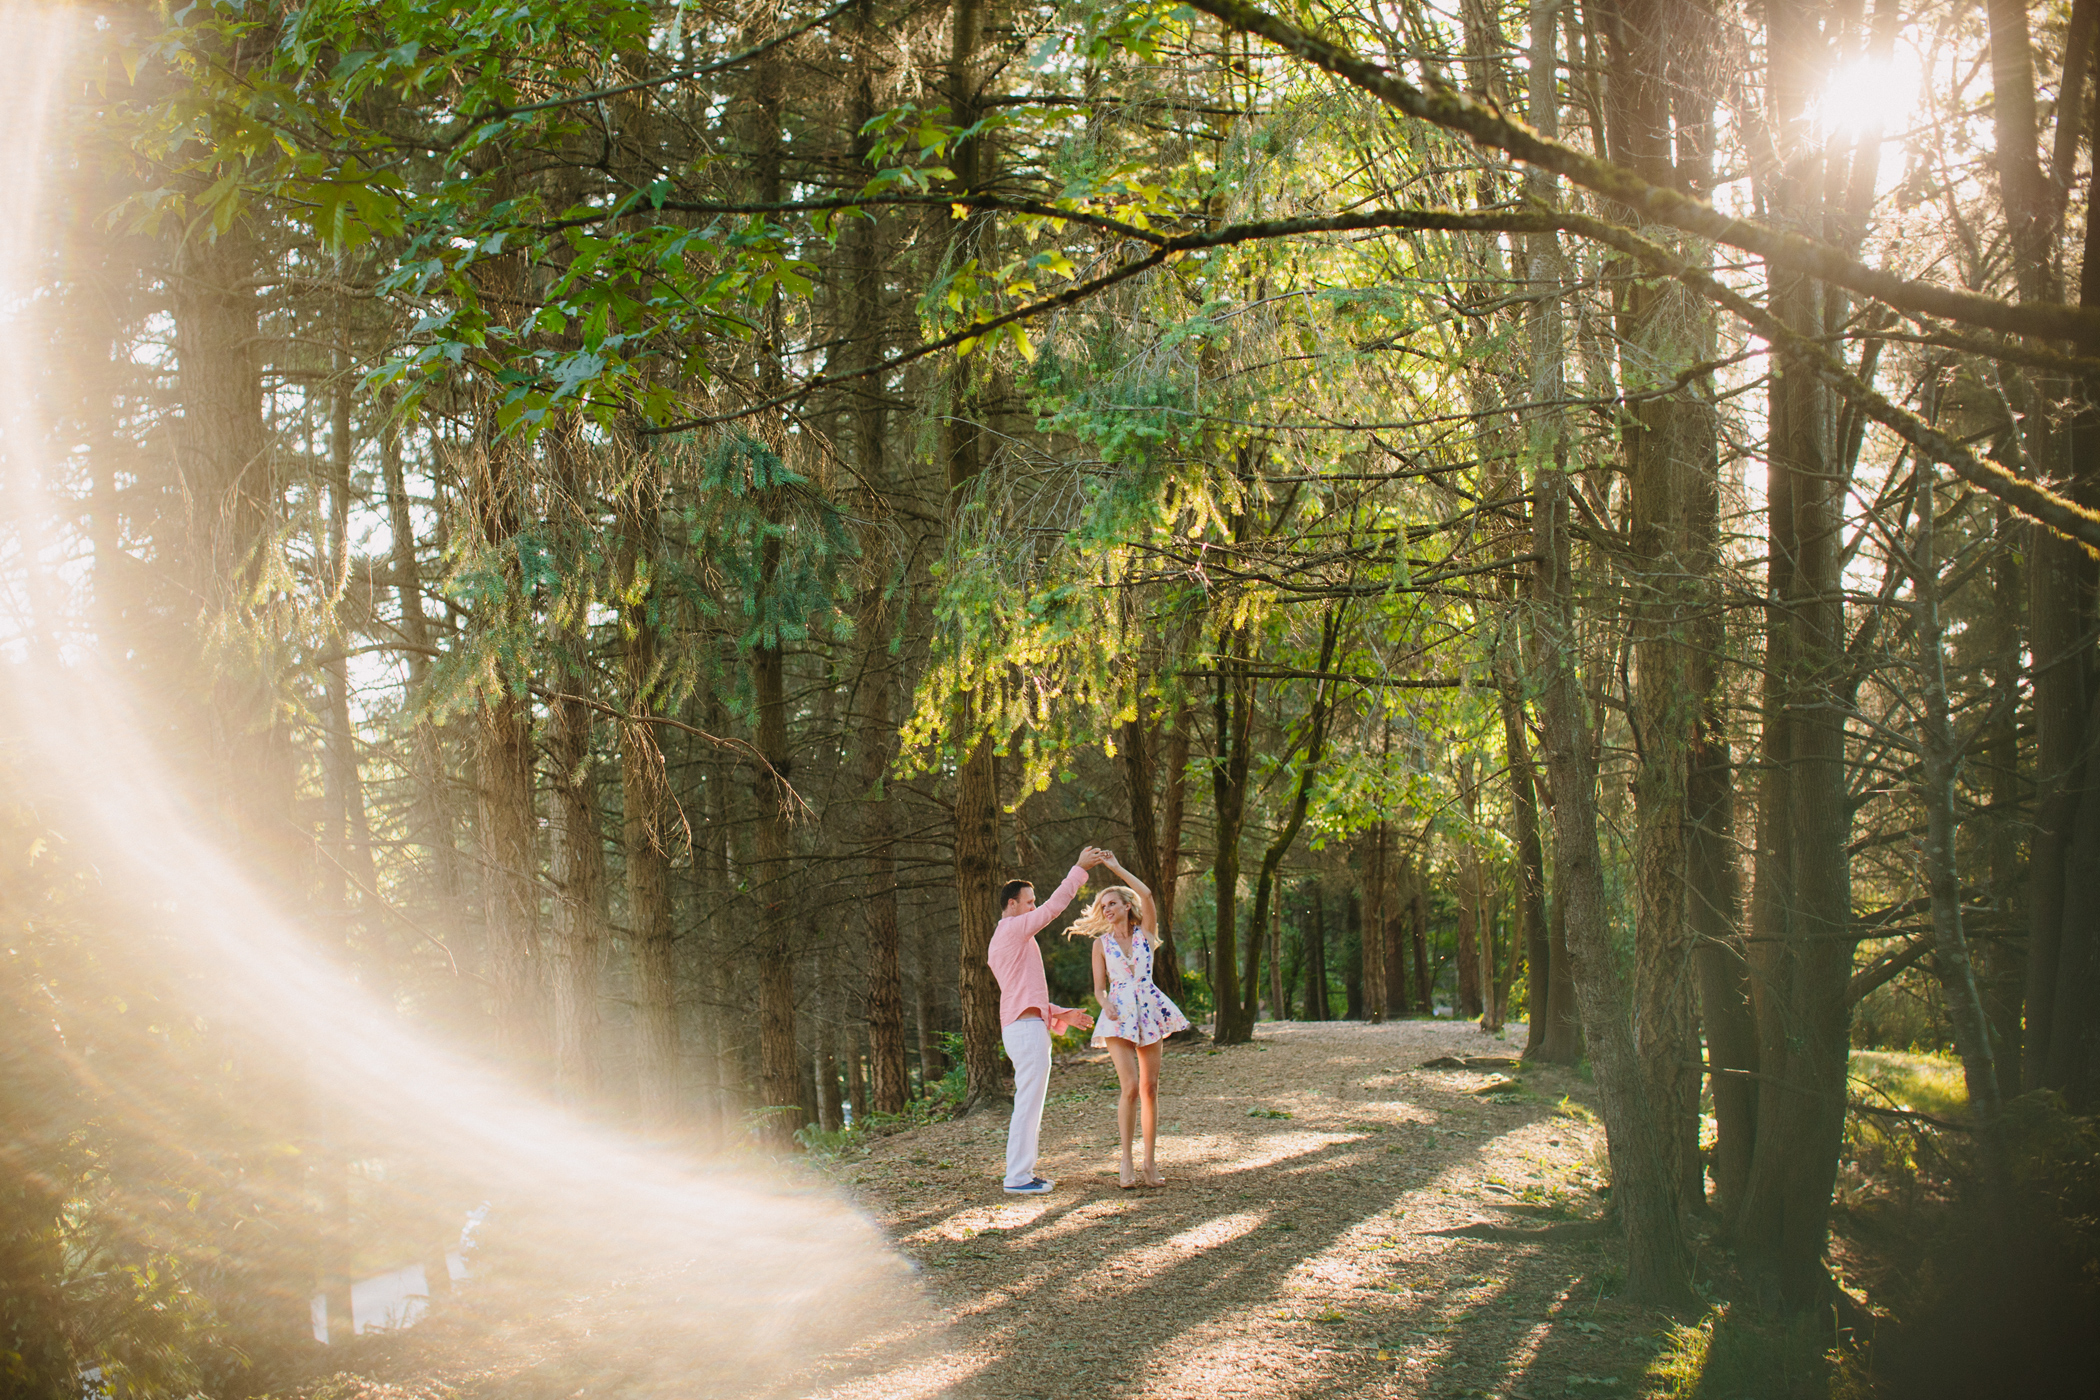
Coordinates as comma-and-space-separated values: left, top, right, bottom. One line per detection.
988, 864, 1089, 959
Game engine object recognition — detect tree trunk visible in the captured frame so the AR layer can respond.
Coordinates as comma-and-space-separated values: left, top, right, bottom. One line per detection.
1343, 889, 1363, 1019
1241, 614, 1338, 1030
1362, 823, 1390, 1027
843, 0, 909, 1118
1269, 892, 1285, 1019
1598, 0, 1720, 1220
1411, 886, 1432, 1017
915, 915, 946, 1093
1911, 469, 2006, 1185
1730, 0, 1863, 1303
1124, 706, 1187, 996
1528, 445, 1695, 1306
173, 223, 302, 910
548, 654, 606, 1105
1307, 883, 1330, 1020
1524, 0, 1580, 1069
1384, 876, 1408, 1019
940, 0, 1013, 1109
855, 577, 909, 1114
1502, 681, 1550, 1056
953, 732, 1005, 1104
322, 311, 377, 935
622, 461, 681, 1126
380, 418, 465, 960
468, 414, 544, 1070
1455, 768, 1482, 1020
1211, 621, 1256, 1042
2018, 0, 2100, 1101
816, 938, 845, 1133
1154, 707, 1193, 1000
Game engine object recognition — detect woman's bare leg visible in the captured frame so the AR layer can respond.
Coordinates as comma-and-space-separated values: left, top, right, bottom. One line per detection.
1105, 1036, 1139, 1186
1138, 1041, 1165, 1184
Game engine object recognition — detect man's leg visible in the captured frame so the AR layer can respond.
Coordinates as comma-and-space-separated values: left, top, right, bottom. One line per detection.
1002, 1017, 1052, 1187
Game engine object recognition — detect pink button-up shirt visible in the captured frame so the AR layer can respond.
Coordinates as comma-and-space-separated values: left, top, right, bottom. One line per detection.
987, 864, 1092, 1032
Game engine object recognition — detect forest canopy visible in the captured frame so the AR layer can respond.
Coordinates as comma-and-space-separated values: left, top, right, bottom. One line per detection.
4, 0, 2100, 1392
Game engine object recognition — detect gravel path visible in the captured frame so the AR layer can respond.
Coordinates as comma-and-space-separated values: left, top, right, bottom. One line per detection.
787, 1019, 1675, 1400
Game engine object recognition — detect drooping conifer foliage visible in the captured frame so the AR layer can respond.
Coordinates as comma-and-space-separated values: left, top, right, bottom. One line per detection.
6, 0, 2100, 1386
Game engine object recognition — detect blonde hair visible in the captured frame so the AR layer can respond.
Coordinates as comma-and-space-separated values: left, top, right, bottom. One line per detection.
1065, 886, 1143, 940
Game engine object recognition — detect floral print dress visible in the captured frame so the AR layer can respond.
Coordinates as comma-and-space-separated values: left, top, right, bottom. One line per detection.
1091, 930, 1192, 1048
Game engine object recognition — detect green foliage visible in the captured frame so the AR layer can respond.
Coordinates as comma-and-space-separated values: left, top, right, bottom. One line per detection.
0, 781, 250, 1395
1855, 1093, 2100, 1398
1850, 964, 1953, 1052
1177, 969, 1214, 1018
1647, 1305, 1849, 1400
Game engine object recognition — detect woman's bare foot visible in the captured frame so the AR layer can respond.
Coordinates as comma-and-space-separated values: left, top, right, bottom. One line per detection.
1142, 1167, 1166, 1187
1119, 1163, 1138, 1189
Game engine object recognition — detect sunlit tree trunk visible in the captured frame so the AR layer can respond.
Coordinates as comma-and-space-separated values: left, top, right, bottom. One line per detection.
1528, 441, 1695, 1305
1595, 0, 1720, 1213
1517, 11, 1691, 1286
322, 301, 377, 936
173, 223, 302, 901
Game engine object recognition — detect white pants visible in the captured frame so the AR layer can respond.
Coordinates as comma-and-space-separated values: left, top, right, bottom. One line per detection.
1002, 1017, 1052, 1187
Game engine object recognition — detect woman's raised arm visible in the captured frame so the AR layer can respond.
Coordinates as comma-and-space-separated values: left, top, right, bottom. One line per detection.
1105, 853, 1160, 936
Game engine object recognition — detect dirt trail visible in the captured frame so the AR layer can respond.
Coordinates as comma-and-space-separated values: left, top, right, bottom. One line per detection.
793, 1019, 1671, 1400
294, 1020, 1684, 1400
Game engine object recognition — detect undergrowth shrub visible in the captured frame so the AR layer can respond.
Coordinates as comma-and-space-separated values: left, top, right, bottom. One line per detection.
1858, 1091, 2100, 1398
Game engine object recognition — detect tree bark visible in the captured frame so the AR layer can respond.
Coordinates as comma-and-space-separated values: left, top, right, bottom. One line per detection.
547, 638, 605, 1105
622, 459, 681, 1126
468, 414, 545, 1070
1362, 823, 1390, 1027
1502, 680, 1550, 1056
843, 0, 909, 1118
1210, 621, 1256, 1042
914, 913, 946, 1092
1411, 885, 1432, 1017
1154, 706, 1193, 1001
1528, 444, 1695, 1307
855, 575, 909, 1114
1911, 469, 2006, 1159
1455, 758, 1483, 1020
1307, 883, 1331, 1020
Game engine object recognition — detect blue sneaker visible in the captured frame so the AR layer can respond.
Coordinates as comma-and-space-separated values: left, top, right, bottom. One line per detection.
1003, 1176, 1056, 1195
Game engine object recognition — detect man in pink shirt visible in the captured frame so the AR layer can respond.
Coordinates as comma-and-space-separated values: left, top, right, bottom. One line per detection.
988, 848, 1105, 1193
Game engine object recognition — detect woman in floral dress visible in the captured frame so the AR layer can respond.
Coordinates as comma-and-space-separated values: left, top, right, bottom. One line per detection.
1069, 852, 1190, 1187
